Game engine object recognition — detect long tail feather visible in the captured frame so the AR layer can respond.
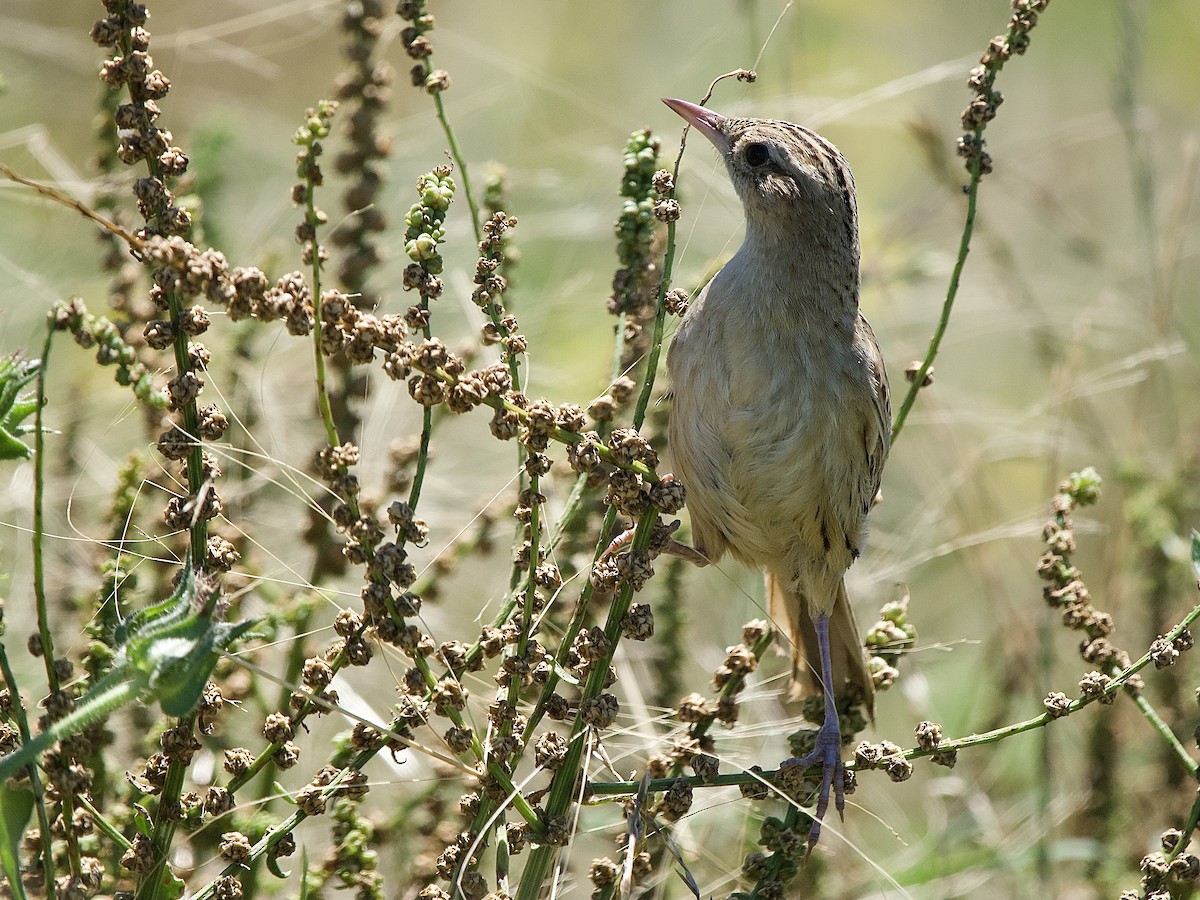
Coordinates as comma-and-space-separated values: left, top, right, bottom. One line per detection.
765, 571, 875, 719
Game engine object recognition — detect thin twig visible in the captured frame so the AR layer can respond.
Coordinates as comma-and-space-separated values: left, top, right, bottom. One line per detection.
0, 161, 143, 249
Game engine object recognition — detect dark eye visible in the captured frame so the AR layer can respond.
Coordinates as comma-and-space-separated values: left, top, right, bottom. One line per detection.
744, 142, 771, 167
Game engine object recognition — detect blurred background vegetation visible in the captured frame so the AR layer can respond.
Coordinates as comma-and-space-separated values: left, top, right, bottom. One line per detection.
1, 1, 1198, 897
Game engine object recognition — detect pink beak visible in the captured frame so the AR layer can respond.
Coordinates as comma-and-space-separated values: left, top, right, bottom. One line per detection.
662, 98, 730, 154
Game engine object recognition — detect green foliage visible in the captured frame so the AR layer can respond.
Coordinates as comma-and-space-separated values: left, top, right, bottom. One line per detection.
113, 564, 257, 717
0, 785, 33, 900
0, 353, 41, 461
1191, 530, 1200, 583
0, 564, 255, 783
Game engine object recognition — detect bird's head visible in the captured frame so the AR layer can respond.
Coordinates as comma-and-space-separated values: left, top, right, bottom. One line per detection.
663, 98, 857, 246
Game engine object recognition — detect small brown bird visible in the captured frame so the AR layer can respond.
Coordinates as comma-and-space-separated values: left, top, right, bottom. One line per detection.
662, 98, 890, 847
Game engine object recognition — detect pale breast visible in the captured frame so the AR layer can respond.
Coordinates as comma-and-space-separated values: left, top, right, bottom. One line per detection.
667, 267, 885, 579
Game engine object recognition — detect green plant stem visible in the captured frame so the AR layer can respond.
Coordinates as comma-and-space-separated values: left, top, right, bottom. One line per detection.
310, 300, 339, 452
452, 473, 543, 890
889, 152, 981, 443
237, 604, 317, 900
32, 324, 60, 697
515, 510, 660, 900
167, 300, 210, 568
610, 310, 629, 385
629, 138, 687, 433
520, 504, 621, 744
408, 408, 434, 510
1167, 787, 1200, 864
426, 60, 481, 245
100, 9, 209, 569
302, 142, 342, 451
0, 636, 56, 898
20, 324, 60, 900
1126, 689, 1197, 778
1036, 554, 1054, 888
109, 10, 209, 569
516, 473, 541, 662
668, 630, 774, 781
495, 827, 512, 895
135, 716, 191, 900
73, 794, 132, 853
891, 5, 1054, 442
408, 298, 435, 508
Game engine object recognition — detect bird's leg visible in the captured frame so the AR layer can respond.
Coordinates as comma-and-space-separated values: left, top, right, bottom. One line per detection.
780, 612, 843, 853
599, 520, 709, 567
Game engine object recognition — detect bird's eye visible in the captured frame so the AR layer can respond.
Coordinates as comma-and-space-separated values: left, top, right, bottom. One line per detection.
744, 142, 771, 167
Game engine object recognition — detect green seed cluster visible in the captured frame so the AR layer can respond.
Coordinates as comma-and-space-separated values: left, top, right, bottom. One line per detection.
614, 129, 661, 272
864, 594, 917, 691
404, 166, 455, 273
608, 129, 664, 371
50, 298, 161, 407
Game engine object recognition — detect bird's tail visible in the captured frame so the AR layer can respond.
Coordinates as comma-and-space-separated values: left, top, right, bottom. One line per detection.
765, 571, 875, 719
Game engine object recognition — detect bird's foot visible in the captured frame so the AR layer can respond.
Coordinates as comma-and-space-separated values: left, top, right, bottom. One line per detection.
778, 715, 844, 854
599, 520, 709, 567
599, 525, 637, 561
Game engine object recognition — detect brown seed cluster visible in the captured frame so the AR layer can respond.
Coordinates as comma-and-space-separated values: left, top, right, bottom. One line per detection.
854, 739, 914, 783
587, 375, 639, 426
91, 3, 258, 568
914, 720, 957, 768
398, 0, 447, 92
92, 7, 188, 230
957, 0, 1050, 177
1135, 830, 1200, 898
472, 212, 521, 358
1037, 468, 1144, 689
643, 620, 771, 794
329, 1, 393, 299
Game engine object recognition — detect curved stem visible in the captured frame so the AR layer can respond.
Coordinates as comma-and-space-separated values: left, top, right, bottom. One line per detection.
889, 152, 982, 443
424, 51, 481, 244
1126, 689, 1198, 778
33, 325, 59, 694
431, 93, 481, 244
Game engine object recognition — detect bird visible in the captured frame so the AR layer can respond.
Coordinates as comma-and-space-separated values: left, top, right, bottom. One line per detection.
661, 97, 890, 849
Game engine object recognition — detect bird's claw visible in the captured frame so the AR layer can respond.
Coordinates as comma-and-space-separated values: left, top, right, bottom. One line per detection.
599, 524, 637, 561
600, 519, 710, 567
779, 716, 845, 853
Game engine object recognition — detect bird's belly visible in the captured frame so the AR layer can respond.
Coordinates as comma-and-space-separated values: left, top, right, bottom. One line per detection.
670, 347, 868, 574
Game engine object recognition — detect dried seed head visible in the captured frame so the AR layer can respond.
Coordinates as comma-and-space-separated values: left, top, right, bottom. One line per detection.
1043, 691, 1072, 718
914, 720, 942, 752
621, 603, 654, 640
580, 693, 619, 728
676, 692, 710, 723
1150, 635, 1179, 669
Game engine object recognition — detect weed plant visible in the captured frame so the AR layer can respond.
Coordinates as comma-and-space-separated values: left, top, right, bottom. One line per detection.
1, 2, 1198, 899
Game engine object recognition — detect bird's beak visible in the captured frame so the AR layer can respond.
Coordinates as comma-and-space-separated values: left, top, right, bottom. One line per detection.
662, 98, 730, 155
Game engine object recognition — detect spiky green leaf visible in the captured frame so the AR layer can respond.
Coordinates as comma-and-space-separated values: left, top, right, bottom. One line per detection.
0, 354, 41, 461
1191, 530, 1200, 583
0, 786, 33, 900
